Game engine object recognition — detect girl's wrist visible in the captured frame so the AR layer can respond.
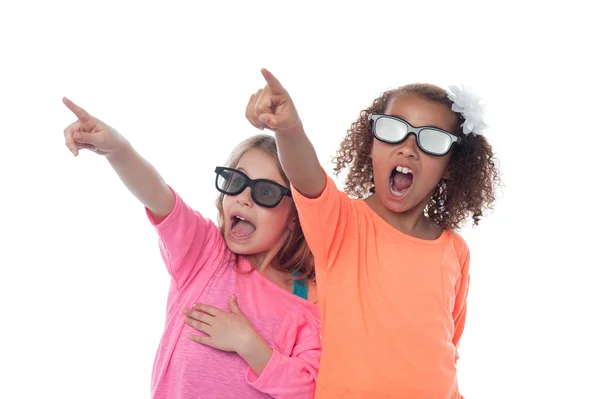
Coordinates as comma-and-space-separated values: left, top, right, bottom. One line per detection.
105, 139, 133, 161
237, 328, 263, 357
275, 118, 304, 137
236, 330, 273, 376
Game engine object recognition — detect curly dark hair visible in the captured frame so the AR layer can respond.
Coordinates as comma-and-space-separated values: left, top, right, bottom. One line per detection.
332, 83, 501, 230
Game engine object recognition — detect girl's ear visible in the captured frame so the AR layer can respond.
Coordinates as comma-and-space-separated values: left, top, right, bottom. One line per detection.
287, 215, 297, 231
442, 165, 451, 180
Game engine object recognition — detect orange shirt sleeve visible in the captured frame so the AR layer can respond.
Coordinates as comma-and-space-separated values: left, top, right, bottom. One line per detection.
452, 244, 470, 362
291, 170, 350, 274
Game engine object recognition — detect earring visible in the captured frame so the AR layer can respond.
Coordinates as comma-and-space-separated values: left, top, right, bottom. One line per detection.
437, 179, 448, 215
428, 179, 447, 215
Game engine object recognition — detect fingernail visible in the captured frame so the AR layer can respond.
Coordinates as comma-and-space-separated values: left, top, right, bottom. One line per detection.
258, 115, 268, 123
74, 133, 81, 140
231, 295, 236, 300
183, 308, 189, 315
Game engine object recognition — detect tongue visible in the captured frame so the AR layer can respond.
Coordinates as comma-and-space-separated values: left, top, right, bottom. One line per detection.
232, 220, 256, 237
392, 173, 413, 191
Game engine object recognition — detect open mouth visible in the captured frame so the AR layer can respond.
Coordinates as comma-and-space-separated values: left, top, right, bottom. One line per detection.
231, 215, 256, 238
389, 166, 414, 198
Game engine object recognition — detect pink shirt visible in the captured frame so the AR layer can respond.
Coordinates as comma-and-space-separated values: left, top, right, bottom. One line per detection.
148, 189, 321, 399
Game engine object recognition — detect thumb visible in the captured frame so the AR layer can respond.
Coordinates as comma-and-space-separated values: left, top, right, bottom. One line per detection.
74, 131, 102, 146
258, 114, 280, 130
229, 295, 242, 315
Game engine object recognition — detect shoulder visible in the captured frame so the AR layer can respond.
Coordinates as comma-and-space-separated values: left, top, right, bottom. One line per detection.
291, 170, 355, 210
445, 229, 469, 252
443, 230, 470, 271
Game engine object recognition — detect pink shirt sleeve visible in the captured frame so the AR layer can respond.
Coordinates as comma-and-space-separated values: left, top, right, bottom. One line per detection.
246, 309, 321, 398
146, 187, 223, 290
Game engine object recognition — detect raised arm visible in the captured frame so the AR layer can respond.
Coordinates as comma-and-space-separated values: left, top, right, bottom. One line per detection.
62, 97, 174, 220
246, 69, 325, 198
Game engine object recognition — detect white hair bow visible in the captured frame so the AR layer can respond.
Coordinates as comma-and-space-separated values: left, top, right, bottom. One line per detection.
446, 85, 488, 136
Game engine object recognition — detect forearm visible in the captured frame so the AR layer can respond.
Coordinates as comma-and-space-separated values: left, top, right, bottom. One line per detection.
237, 331, 273, 376
106, 144, 175, 218
275, 122, 325, 198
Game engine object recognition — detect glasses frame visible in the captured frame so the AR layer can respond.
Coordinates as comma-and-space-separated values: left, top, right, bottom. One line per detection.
214, 166, 292, 208
369, 113, 461, 156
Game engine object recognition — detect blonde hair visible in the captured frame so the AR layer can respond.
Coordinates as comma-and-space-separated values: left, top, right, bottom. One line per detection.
215, 134, 315, 280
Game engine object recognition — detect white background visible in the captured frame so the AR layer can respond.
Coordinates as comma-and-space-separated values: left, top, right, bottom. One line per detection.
1, 1, 598, 398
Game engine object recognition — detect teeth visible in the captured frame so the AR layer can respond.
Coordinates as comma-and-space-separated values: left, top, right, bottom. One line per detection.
395, 166, 413, 174
235, 216, 246, 221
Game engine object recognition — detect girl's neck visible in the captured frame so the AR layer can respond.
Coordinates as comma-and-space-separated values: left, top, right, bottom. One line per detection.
249, 244, 281, 273
247, 251, 293, 292
247, 252, 318, 304
365, 193, 443, 240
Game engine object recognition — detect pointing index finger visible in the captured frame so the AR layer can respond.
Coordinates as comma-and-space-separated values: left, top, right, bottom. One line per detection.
62, 97, 92, 122
261, 68, 287, 95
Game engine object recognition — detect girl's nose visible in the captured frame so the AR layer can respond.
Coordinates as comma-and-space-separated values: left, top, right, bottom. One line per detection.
396, 134, 419, 159
236, 187, 253, 207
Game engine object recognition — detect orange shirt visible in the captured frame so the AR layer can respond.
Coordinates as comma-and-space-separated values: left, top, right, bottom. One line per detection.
292, 173, 470, 399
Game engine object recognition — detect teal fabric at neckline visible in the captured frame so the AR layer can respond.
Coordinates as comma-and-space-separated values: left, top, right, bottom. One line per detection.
292, 278, 308, 300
